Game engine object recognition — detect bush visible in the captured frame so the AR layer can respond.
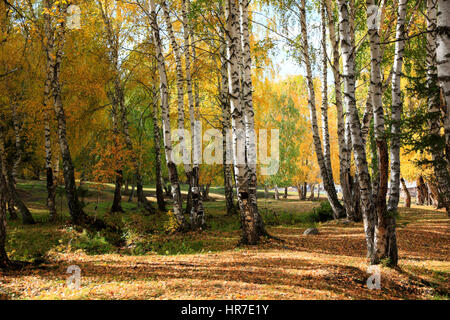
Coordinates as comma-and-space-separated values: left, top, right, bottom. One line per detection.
305, 201, 334, 223
164, 210, 182, 233
71, 229, 115, 255
128, 239, 206, 256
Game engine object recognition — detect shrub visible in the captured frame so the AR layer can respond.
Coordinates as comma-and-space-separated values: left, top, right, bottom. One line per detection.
164, 210, 181, 233
71, 229, 115, 255
303, 201, 334, 223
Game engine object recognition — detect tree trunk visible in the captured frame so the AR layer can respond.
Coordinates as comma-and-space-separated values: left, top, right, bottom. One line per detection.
367, 0, 397, 266
0, 172, 9, 269
0, 0, 8, 269
7, 198, 17, 220
124, 180, 129, 195
416, 176, 425, 205
339, 0, 376, 262
321, 2, 333, 182
429, 182, 443, 208
152, 100, 166, 212
309, 184, 315, 201
128, 184, 135, 203
429, 0, 450, 215
219, 21, 237, 216
299, 0, 345, 219
181, 0, 205, 227
437, 0, 450, 159
325, 0, 353, 220
302, 182, 307, 200
0, 131, 35, 225
162, 1, 194, 219
283, 187, 288, 199
44, 2, 91, 226
239, 0, 258, 221
350, 174, 362, 222
226, 0, 264, 244
388, 0, 407, 213
11, 102, 22, 181
201, 183, 211, 202
149, 0, 187, 230
111, 170, 124, 213
401, 178, 411, 208
274, 186, 280, 200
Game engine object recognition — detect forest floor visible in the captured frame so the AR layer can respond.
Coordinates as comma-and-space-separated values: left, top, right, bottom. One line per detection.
0, 180, 448, 300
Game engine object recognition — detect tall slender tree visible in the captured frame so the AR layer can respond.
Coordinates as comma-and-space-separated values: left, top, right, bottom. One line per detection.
298, 0, 345, 220
148, 0, 187, 230
433, 0, 450, 215
226, 0, 267, 244
338, 0, 376, 262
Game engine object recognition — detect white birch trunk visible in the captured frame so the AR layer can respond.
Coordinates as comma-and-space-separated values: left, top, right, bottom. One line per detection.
435, 0, 450, 214
162, 1, 191, 175
367, 0, 398, 265
226, 0, 261, 244
298, 0, 345, 219
338, 0, 376, 261
321, 2, 333, 182
388, 0, 408, 212
181, 0, 205, 228
149, 0, 187, 229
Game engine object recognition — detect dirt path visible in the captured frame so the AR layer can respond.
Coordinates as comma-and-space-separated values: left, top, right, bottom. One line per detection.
1, 208, 448, 300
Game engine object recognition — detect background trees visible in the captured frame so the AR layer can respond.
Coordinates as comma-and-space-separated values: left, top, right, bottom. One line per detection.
0, 0, 448, 270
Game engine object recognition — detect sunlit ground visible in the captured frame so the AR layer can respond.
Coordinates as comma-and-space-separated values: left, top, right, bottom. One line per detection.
0, 181, 448, 300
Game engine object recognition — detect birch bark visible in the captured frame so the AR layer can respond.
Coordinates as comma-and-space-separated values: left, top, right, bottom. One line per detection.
181, 0, 205, 228
43, 0, 57, 221
367, 0, 397, 265
434, 0, 450, 214
220, 26, 237, 216
0, 162, 7, 268
338, 0, 376, 261
227, 0, 261, 244
324, 0, 354, 220
321, 2, 333, 182
388, 0, 408, 212
298, 0, 345, 219
149, 0, 187, 229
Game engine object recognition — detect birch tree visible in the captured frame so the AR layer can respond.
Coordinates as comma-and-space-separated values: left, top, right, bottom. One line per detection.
0, 161, 8, 268
321, 1, 333, 186
338, 0, 376, 261
0, 124, 35, 224
298, 0, 345, 219
43, 0, 57, 221
0, 6, 8, 262
148, 0, 187, 230
226, 0, 267, 244
388, 0, 407, 212
220, 28, 237, 216
433, 0, 450, 215
181, 0, 205, 228
324, 0, 358, 221
43, 1, 102, 227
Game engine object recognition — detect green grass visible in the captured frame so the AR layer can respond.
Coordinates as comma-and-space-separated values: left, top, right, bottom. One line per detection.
7, 180, 325, 259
